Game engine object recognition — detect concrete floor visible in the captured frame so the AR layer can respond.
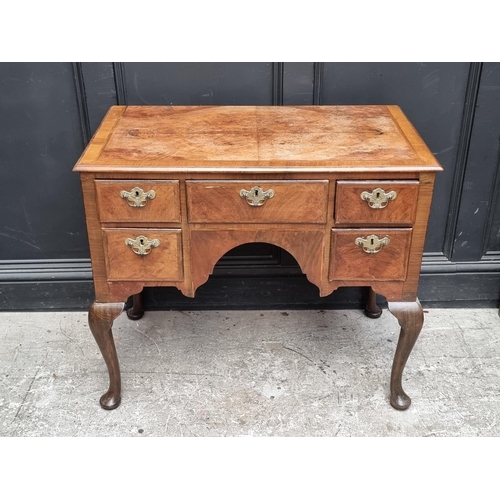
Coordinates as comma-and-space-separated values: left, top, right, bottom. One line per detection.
0, 307, 499, 437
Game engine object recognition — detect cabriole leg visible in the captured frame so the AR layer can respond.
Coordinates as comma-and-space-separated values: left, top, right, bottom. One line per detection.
126, 292, 144, 320
88, 301, 125, 410
364, 287, 382, 318
387, 300, 424, 410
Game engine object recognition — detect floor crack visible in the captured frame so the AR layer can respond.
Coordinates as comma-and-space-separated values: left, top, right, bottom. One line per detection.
283, 346, 331, 375
283, 346, 314, 364
11, 366, 41, 423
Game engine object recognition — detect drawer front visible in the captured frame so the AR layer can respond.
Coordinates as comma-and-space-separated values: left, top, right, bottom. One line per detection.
186, 181, 328, 223
103, 229, 183, 281
335, 181, 419, 225
95, 180, 181, 223
329, 229, 412, 281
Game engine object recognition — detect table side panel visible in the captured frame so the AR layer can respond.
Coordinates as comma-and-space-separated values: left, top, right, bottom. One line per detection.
402, 172, 437, 300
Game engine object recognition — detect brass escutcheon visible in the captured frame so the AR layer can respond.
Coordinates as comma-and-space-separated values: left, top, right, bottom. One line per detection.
125, 235, 160, 256
355, 235, 390, 254
360, 188, 397, 209
120, 187, 156, 207
239, 186, 275, 206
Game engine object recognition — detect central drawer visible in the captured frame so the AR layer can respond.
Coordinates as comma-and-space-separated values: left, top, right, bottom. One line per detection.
186, 180, 328, 223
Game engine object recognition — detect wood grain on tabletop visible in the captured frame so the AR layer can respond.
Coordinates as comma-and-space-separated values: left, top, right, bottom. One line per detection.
73, 105, 443, 171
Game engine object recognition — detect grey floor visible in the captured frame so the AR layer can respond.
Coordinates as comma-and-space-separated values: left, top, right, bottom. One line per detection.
1, 307, 499, 437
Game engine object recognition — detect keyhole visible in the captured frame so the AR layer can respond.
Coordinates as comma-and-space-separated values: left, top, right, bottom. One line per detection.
254, 189, 259, 197
140, 238, 144, 245
376, 191, 380, 198
135, 190, 139, 196
370, 238, 374, 246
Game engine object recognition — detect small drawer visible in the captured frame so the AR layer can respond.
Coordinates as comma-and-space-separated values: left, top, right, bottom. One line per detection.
335, 181, 419, 225
95, 180, 181, 223
329, 228, 412, 281
186, 180, 328, 223
103, 229, 183, 281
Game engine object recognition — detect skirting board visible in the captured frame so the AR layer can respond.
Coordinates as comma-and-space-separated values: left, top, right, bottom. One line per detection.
1, 273, 499, 311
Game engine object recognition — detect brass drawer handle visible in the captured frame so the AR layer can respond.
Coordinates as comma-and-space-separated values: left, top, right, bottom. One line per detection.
240, 186, 275, 206
120, 187, 156, 207
360, 188, 397, 209
125, 235, 160, 256
355, 235, 390, 254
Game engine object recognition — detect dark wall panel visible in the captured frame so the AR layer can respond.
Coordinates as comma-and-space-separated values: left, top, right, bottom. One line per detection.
319, 62, 470, 253
0, 63, 89, 260
487, 176, 500, 253
80, 62, 117, 135
120, 63, 275, 105
283, 63, 314, 105
450, 63, 500, 258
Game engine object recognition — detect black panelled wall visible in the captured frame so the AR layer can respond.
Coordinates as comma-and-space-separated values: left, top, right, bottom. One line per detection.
0, 62, 499, 310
